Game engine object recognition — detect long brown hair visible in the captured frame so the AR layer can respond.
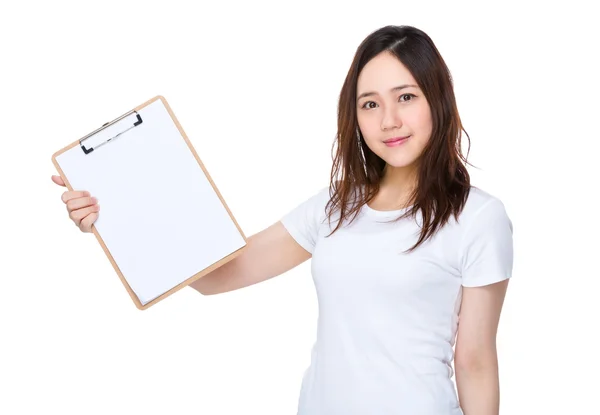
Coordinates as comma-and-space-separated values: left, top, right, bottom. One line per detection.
325, 25, 474, 254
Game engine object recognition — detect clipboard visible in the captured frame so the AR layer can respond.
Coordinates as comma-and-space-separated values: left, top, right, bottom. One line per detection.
51, 96, 247, 310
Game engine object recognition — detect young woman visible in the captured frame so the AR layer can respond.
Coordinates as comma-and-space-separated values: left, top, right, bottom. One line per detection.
52, 25, 513, 415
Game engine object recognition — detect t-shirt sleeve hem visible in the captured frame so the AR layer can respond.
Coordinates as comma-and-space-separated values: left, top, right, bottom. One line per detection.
461, 273, 512, 288
280, 217, 314, 254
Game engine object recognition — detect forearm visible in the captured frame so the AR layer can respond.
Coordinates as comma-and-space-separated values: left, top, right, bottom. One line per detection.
188, 221, 310, 296
455, 360, 500, 415
188, 254, 239, 294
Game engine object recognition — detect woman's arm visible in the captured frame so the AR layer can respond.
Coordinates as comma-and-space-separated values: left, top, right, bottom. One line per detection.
189, 221, 311, 295
454, 279, 510, 415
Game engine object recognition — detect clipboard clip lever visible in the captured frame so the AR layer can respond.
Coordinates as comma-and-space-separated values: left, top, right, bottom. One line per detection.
80, 111, 144, 155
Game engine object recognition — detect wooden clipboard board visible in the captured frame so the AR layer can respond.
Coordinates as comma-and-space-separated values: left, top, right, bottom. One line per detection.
51, 96, 247, 310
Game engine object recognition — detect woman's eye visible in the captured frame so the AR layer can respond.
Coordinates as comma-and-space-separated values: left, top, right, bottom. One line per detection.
361, 94, 416, 109
363, 101, 377, 109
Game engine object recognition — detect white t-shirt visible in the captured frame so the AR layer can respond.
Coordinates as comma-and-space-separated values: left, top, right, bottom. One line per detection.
280, 185, 513, 415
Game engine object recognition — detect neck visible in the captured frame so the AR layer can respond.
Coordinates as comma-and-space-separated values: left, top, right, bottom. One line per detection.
381, 163, 417, 190
375, 164, 418, 208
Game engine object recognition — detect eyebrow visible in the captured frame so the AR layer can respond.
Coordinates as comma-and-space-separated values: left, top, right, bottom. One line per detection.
356, 84, 418, 101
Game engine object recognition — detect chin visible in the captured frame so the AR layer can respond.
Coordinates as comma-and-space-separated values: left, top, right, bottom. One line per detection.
377, 152, 420, 169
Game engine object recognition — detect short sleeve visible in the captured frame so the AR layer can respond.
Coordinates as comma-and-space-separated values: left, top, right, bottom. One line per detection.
280, 186, 330, 254
459, 198, 514, 287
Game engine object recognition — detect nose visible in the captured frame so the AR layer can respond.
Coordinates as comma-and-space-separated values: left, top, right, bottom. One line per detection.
381, 106, 402, 131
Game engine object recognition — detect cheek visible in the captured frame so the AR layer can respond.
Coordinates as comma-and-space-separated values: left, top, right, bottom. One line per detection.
405, 105, 430, 129
356, 113, 369, 132
357, 114, 379, 138
415, 105, 433, 132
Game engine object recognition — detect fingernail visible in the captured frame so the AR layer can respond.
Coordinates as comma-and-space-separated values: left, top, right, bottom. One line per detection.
91, 197, 98, 203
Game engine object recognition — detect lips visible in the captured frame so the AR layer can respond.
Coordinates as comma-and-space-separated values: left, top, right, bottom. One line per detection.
383, 136, 410, 143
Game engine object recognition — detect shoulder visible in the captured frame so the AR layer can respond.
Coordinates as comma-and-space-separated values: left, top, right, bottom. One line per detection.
460, 186, 509, 221
457, 186, 513, 236
456, 186, 514, 286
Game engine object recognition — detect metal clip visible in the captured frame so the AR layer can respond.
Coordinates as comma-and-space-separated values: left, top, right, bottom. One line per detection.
79, 111, 143, 154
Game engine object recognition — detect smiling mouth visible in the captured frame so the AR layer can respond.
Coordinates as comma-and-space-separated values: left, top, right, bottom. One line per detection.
383, 135, 411, 144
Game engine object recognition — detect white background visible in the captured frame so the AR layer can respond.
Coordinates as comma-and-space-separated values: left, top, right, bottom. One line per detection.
1, 1, 598, 413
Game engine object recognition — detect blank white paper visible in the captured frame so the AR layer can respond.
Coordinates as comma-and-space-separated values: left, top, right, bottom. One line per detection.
55, 98, 246, 305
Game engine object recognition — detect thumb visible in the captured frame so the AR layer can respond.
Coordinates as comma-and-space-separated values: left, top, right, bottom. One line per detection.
51, 175, 66, 187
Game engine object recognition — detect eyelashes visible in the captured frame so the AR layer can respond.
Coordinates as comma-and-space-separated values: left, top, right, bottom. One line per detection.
360, 93, 417, 109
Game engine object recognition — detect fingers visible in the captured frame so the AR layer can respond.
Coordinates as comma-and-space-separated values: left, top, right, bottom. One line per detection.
71, 205, 100, 232
79, 213, 99, 233
52, 175, 66, 187
55, 177, 99, 233
66, 196, 97, 212
69, 203, 100, 223
54, 176, 91, 203
62, 191, 91, 204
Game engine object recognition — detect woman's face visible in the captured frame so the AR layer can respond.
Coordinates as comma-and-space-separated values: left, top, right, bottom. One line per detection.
356, 51, 433, 170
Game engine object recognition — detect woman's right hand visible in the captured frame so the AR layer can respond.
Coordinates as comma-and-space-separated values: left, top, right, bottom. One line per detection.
51, 175, 100, 233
